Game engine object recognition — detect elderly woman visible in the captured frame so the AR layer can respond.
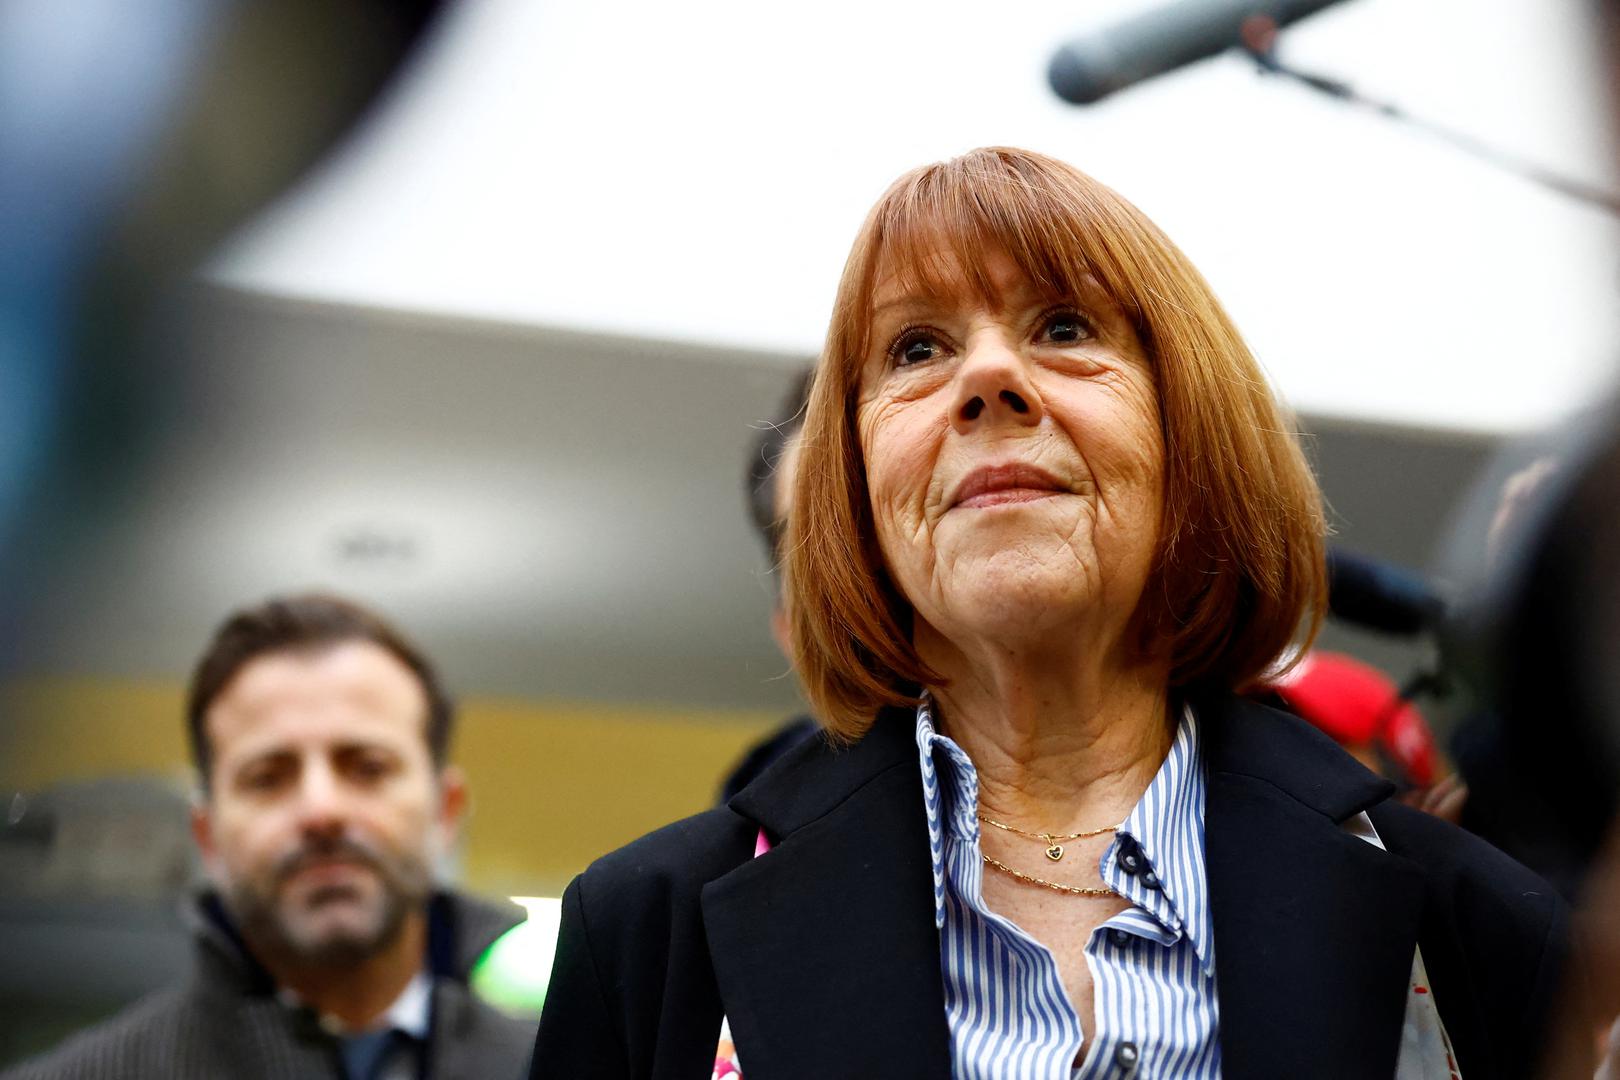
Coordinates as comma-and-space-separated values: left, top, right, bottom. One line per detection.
533, 148, 1565, 1079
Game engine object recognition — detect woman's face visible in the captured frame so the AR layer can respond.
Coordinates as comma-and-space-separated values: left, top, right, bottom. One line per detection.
856, 249, 1164, 655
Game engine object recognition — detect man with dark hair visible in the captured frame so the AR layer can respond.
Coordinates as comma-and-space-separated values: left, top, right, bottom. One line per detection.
7, 593, 536, 1080
721, 367, 820, 802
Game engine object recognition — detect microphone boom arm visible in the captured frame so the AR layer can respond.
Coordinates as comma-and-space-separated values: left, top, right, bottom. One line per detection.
1242, 33, 1620, 220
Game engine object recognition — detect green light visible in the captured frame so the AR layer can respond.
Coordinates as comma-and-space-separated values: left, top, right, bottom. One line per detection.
469, 895, 561, 1017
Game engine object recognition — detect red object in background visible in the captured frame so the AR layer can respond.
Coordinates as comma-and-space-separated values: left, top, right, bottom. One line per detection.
1267, 651, 1439, 787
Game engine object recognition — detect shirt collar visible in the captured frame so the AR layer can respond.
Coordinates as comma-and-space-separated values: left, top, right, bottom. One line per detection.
1109, 707, 1214, 975
915, 694, 974, 929
914, 695, 1214, 975
280, 970, 434, 1039
383, 970, 433, 1039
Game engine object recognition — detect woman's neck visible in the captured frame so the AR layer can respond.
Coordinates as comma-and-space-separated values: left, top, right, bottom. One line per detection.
919, 623, 1174, 835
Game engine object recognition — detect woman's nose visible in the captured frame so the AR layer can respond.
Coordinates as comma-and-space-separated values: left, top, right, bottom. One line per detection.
950, 337, 1044, 434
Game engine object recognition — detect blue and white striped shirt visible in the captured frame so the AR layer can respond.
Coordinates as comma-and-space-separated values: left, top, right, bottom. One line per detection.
916, 699, 1221, 1078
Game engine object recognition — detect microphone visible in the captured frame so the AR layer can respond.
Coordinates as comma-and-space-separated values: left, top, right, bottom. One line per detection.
1326, 548, 1445, 637
1048, 0, 1354, 105
1328, 550, 1445, 634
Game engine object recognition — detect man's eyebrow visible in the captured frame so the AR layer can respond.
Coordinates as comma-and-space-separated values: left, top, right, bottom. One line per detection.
238, 746, 292, 761
334, 740, 399, 756
230, 747, 294, 773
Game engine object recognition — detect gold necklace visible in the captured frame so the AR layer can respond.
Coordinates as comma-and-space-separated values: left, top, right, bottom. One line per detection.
980, 853, 1119, 898
977, 814, 1123, 862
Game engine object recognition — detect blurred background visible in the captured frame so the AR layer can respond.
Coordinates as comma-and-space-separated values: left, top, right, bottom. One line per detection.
3, 0, 1617, 1066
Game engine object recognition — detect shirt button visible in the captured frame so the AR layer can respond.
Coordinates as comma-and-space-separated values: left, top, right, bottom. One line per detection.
1116, 846, 1142, 876
1114, 1041, 1140, 1070
1108, 928, 1131, 947
1140, 870, 1161, 891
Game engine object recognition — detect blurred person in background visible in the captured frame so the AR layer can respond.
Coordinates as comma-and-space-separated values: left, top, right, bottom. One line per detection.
1441, 410, 1620, 1078
1443, 421, 1620, 1078
533, 147, 1566, 1079
4, 594, 535, 1080
718, 367, 820, 803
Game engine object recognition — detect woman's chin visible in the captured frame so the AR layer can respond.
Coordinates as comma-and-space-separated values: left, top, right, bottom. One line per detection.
927, 565, 1100, 645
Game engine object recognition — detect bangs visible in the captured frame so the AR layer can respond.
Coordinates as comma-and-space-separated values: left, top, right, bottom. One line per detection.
852, 150, 1139, 358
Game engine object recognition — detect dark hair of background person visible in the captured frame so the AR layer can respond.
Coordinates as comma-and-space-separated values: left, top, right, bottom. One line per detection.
186, 593, 456, 787
743, 365, 816, 567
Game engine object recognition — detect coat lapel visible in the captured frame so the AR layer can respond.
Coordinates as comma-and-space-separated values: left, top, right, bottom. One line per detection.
703, 709, 953, 1079
1202, 693, 1427, 1079
705, 694, 1428, 1078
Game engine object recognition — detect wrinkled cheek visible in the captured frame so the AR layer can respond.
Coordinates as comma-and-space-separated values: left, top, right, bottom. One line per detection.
859, 406, 939, 591
867, 486, 905, 572
869, 487, 932, 602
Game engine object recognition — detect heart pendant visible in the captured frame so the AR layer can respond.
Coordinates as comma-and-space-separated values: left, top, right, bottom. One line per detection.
1045, 844, 1064, 861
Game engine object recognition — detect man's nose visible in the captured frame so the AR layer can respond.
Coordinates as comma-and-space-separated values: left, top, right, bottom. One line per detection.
293, 760, 349, 834
949, 335, 1044, 435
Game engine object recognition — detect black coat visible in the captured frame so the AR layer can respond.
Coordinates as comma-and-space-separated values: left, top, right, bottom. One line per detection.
533, 693, 1568, 1079
5, 891, 537, 1080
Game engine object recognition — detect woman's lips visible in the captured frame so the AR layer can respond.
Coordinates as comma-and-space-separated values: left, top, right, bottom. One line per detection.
949, 463, 1068, 509
957, 487, 1061, 509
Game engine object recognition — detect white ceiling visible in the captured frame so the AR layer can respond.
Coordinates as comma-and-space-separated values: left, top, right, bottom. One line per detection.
210, 0, 1620, 434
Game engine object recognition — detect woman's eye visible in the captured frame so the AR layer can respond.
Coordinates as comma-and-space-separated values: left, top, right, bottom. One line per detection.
889, 329, 945, 367
1041, 311, 1090, 344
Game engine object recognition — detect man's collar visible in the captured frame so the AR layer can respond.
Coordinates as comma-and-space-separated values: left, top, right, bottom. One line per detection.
190, 891, 277, 994
280, 968, 433, 1038
382, 970, 433, 1037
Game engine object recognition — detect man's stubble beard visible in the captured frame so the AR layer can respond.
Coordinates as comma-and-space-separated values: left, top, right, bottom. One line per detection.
225, 832, 435, 970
